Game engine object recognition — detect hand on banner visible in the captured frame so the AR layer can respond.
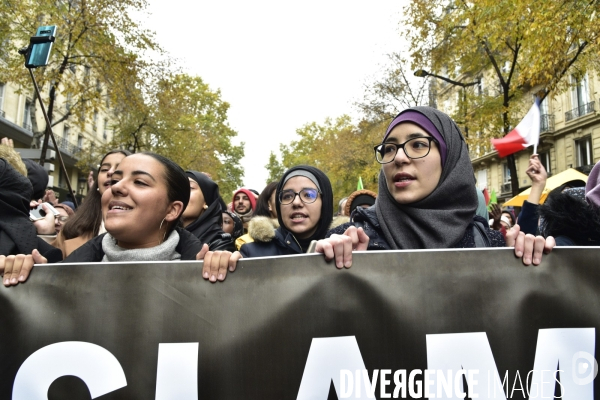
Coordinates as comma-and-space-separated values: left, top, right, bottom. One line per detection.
196, 244, 242, 283
315, 226, 369, 269
506, 224, 555, 266
1, 250, 47, 287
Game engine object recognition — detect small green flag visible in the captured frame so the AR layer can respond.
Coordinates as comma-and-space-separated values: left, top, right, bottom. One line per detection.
490, 188, 497, 204
357, 176, 364, 191
487, 188, 498, 210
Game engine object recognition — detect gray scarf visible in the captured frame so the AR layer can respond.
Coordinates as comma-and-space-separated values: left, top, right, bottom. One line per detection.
101, 230, 182, 262
375, 106, 477, 249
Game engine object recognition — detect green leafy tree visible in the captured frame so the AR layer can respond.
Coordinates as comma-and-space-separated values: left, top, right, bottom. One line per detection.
402, 0, 600, 195
265, 152, 285, 184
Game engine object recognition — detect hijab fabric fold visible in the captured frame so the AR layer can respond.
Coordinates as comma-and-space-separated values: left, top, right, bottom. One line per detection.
185, 171, 226, 244
375, 106, 478, 249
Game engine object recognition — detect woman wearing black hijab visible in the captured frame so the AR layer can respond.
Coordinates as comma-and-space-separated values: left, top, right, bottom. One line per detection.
239, 165, 333, 257
182, 171, 234, 251
320, 106, 554, 267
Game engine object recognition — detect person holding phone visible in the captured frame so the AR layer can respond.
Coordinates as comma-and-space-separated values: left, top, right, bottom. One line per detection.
0, 154, 63, 280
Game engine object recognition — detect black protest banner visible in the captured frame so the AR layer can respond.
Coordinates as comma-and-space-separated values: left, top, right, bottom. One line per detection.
0, 248, 598, 399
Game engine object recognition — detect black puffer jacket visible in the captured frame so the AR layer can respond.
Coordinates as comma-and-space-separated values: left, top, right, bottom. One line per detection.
62, 227, 203, 263
240, 227, 305, 257
327, 205, 505, 249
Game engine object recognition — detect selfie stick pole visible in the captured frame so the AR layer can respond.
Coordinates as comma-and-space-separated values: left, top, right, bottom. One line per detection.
19, 36, 78, 207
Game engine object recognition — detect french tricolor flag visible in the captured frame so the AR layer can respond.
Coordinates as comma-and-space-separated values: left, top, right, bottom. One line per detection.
491, 99, 540, 157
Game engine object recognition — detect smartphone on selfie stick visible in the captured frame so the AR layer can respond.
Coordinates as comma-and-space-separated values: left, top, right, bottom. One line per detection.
18, 25, 79, 208
21, 26, 56, 68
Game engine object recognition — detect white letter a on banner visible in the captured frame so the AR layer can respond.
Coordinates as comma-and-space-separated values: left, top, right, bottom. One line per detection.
297, 336, 372, 400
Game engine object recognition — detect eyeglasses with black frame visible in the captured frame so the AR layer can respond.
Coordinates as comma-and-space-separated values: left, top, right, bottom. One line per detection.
373, 136, 438, 164
279, 188, 320, 205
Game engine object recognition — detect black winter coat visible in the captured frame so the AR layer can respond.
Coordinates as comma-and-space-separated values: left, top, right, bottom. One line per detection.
239, 227, 305, 257
327, 206, 505, 249
185, 202, 234, 251
62, 227, 203, 263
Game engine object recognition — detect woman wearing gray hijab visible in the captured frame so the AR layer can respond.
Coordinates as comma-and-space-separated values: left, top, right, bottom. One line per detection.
320, 106, 555, 266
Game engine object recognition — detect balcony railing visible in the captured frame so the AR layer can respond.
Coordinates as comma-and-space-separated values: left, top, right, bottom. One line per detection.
501, 182, 512, 194
52, 136, 81, 155
0, 110, 5, 118
565, 101, 595, 122
540, 114, 554, 133
23, 122, 32, 131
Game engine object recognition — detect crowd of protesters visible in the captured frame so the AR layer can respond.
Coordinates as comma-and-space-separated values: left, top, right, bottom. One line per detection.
3, 105, 599, 286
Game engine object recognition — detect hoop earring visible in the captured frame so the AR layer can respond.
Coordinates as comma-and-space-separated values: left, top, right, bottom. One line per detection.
159, 217, 167, 244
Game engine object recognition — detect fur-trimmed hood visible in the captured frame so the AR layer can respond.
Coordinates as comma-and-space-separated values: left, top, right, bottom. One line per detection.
329, 215, 350, 230
248, 216, 279, 243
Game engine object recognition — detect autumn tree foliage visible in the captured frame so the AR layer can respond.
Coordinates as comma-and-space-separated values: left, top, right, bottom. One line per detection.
0, 0, 244, 195
106, 74, 244, 197
402, 0, 600, 195
0, 0, 162, 138
266, 116, 387, 204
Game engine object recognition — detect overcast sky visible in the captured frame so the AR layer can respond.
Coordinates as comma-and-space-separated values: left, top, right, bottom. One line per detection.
143, 0, 408, 193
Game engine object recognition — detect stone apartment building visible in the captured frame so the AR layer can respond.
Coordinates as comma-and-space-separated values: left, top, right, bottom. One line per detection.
0, 70, 115, 203
433, 71, 600, 204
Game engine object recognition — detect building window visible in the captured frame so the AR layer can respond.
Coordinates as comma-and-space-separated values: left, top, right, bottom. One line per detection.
539, 151, 551, 175
66, 93, 72, 111
63, 125, 70, 141
476, 169, 487, 191
503, 164, 511, 183
93, 111, 98, 132
77, 135, 84, 150
566, 74, 593, 121
576, 136, 592, 167
103, 118, 109, 141
23, 99, 32, 130
572, 74, 589, 109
